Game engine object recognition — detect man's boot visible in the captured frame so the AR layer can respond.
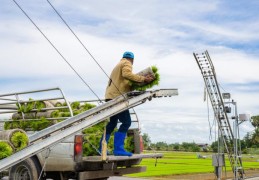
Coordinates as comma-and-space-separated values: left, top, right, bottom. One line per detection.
114, 132, 132, 156
98, 134, 111, 155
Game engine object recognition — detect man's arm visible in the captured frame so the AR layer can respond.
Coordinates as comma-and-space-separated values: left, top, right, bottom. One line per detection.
121, 61, 145, 82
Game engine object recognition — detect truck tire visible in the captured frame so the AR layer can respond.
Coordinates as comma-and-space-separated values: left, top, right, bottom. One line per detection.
9, 157, 42, 180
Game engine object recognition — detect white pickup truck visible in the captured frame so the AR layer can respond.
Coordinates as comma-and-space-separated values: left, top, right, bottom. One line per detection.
0, 88, 173, 180
6, 129, 161, 180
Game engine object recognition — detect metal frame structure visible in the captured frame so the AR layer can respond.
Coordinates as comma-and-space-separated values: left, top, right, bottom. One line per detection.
224, 100, 247, 180
0, 88, 178, 172
0, 87, 73, 123
193, 51, 244, 179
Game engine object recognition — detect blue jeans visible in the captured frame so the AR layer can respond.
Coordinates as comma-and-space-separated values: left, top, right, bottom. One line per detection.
106, 109, 131, 134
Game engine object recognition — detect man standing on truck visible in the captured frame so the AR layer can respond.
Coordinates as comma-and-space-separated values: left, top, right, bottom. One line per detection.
99, 51, 154, 156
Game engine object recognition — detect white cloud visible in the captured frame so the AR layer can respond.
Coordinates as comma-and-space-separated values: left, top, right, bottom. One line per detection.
0, 0, 259, 144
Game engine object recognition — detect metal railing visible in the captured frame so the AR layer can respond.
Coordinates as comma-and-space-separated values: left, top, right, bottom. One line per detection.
0, 87, 73, 127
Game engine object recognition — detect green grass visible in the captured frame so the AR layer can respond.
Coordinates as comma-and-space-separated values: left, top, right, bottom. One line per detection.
128, 151, 259, 178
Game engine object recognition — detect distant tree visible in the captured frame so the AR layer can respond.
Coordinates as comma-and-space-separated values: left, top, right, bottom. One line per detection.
239, 139, 249, 154
168, 144, 174, 151
173, 143, 180, 151
181, 142, 189, 151
251, 116, 259, 127
191, 144, 200, 152
155, 141, 168, 151
210, 141, 218, 153
251, 116, 259, 146
181, 142, 200, 152
149, 143, 156, 150
142, 133, 151, 149
251, 128, 259, 145
243, 132, 253, 148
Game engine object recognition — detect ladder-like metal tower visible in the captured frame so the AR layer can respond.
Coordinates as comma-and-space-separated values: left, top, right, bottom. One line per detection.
193, 51, 244, 179
0, 88, 178, 172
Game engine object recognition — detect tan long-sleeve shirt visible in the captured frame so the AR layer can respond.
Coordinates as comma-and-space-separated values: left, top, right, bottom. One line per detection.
105, 58, 145, 99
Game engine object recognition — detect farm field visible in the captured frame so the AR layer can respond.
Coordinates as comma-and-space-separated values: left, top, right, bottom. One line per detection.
127, 151, 259, 179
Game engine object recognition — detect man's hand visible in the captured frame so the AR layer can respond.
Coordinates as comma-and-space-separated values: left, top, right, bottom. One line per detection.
144, 74, 154, 83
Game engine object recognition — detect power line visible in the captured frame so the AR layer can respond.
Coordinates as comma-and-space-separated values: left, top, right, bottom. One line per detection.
46, 0, 127, 100
46, 0, 109, 79
12, 0, 102, 103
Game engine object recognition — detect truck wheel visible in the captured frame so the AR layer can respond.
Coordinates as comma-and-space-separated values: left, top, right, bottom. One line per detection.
9, 157, 42, 180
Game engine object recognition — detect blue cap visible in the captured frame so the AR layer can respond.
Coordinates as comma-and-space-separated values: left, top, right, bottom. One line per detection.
122, 51, 134, 59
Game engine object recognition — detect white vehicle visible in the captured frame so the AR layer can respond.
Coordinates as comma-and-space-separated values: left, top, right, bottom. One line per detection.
7, 129, 157, 180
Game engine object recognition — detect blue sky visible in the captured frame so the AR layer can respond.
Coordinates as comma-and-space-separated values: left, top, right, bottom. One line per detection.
1, 0, 259, 143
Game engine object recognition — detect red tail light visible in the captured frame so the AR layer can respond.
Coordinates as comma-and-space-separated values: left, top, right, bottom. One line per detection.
74, 135, 83, 162
139, 135, 144, 152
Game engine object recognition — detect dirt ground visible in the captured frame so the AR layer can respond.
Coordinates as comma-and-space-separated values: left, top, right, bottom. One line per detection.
148, 169, 259, 180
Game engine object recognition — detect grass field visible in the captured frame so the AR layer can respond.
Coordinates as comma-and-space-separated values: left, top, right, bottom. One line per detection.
128, 151, 259, 178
